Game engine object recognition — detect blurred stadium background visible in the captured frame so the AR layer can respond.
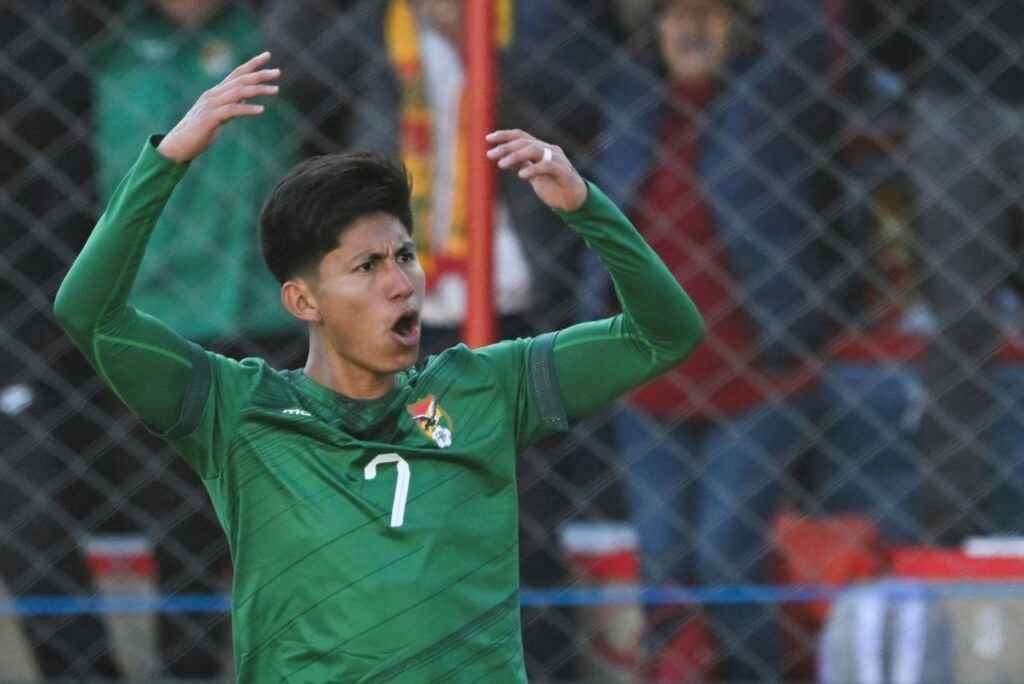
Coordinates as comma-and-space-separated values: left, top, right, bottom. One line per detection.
5, 0, 1024, 681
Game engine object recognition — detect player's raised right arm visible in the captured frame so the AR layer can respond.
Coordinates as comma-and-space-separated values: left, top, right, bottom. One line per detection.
156, 52, 280, 162
54, 53, 280, 434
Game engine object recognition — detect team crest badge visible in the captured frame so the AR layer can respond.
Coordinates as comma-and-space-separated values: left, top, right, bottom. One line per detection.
406, 395, 453, 448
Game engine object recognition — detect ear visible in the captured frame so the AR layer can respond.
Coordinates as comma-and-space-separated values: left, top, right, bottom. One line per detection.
281, 278, 322, 323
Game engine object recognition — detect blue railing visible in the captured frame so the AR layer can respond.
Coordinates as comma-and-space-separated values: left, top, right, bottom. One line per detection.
6, 582, 1024, 615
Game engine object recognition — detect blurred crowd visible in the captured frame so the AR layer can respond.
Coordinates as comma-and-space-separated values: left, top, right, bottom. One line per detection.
3, 0, 1024, 680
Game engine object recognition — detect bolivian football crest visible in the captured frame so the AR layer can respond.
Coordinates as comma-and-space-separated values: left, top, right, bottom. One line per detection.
406, 395, 453, 448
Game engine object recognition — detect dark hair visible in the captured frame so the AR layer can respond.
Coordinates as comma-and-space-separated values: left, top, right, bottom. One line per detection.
259, 151, 414, 283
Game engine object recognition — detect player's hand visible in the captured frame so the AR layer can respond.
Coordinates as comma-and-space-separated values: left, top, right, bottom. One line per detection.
485, 129, 587, 212
156, 52, 280, 163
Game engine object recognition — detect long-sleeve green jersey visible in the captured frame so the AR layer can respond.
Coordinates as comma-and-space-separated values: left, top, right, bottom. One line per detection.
54, 139, 703, 682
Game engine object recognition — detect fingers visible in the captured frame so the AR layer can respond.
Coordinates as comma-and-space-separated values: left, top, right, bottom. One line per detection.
207, 68, 281, 104
485, 138, 532, 168
210, 82, 279, 108
206, 51, 280, 101
218, 103, 268, 120
515, 144, 558, 179
222, 66, 282, 90
205, 56, 281, 115
225, 51, 272, 81
486, 130, 560, 174
485, 129, 537, 159
516, 155, 555, 180
485, 129, 526, 144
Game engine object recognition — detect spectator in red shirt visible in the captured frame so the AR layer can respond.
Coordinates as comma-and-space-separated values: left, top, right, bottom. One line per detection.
593, 0, 839, 679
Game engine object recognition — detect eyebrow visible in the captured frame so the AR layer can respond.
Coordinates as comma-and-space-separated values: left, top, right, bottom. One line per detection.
349, 240, 417, 264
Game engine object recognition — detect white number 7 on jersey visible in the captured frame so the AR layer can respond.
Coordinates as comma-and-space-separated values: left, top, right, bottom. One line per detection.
364, 453, 410, 528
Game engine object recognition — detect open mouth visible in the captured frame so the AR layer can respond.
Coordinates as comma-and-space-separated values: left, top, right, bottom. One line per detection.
390, 311, 421, 347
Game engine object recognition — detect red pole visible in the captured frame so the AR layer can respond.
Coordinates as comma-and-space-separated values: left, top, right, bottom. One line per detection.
463, 0, 497, 348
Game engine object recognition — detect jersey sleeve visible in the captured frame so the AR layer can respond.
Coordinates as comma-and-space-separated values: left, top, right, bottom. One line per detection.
473, 182, 703, 442
54, 137, 248, 477
471, 333, 568, 450
549, 182, 705, 420
165, 350, 264, 479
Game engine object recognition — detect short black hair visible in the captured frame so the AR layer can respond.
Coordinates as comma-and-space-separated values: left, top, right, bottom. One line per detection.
259, 151, 414, 283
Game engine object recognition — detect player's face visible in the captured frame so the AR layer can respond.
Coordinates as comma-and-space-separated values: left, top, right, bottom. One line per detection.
311, 212, 425, 380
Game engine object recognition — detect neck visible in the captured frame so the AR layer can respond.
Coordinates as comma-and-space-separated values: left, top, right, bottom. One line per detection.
303, 333, 397, 401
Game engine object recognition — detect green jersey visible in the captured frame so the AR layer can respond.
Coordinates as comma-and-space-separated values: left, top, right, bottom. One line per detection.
176, 336, 561, 680
55, 139, 703, 682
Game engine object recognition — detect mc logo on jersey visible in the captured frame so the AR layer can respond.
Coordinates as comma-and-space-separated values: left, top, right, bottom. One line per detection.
406, 395, 453, 448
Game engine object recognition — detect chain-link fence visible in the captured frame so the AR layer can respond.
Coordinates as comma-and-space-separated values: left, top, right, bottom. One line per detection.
4, 0, 1024, 681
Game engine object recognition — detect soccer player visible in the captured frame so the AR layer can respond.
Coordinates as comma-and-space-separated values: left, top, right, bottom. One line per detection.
54, 52, 703, 681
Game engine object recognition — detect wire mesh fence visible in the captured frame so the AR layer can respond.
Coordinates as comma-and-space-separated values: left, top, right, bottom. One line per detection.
4, 0, 1024, 681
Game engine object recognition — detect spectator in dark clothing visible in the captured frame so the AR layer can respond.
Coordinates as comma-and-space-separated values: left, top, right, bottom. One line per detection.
0, 1, 116, 677
263, 0, 398, 157
903, 1, 1024, 543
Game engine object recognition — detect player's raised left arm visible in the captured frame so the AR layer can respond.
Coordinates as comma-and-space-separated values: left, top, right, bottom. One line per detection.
486, 129, 704, 420
485, 129, 588, 211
